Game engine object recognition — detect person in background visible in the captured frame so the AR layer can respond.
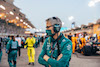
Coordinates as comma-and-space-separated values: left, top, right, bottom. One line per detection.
65, 34, 68, 38
98, 33, 100, 42
68, 33, 72, 41
6, 36, 19, 67
34, 34, 40, 48
21, 36, 26, 48
79, 34, 86, 54
41, 36, 44, 45
24, 33, 36, 65
71, 34, 78, 53
85, 34, 89, 42
15, 35, 21, 57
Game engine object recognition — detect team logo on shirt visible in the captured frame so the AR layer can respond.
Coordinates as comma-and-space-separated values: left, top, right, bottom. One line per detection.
47, 42, 50, 50
62, 39, 66, 42
67, 44, 71, 51
47, 42, 50, 45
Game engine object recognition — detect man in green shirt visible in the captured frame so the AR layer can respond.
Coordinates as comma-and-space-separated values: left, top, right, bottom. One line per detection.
38, 17, 72, 67
6, 36, 19, 67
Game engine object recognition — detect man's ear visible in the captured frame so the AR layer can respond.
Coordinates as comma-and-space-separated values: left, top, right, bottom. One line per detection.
51, 27, 54, 34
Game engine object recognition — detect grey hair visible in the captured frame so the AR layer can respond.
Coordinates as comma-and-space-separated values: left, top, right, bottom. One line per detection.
46, 17, 62, 27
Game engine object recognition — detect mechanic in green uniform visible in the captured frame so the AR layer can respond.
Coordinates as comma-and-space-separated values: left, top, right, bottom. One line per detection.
34, 34, 41, 48
6, 36, 19, 67
38, 17, 72, 67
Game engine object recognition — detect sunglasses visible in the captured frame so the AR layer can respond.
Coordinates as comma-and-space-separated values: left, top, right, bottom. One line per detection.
46, 25, 53, 28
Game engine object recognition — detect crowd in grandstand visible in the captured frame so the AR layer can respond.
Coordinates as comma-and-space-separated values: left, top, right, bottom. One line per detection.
0, 19, 25, 34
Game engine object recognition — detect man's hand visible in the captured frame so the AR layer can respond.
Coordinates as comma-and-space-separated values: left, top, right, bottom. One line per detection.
43, 55, 50, 61
24, 46, 26, 49
57, 54, 63, 61
49, 65, 51, 67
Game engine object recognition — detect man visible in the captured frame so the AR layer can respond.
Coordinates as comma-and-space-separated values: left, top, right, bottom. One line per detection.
15, 35, 21, 56
24, 33, 36, 65
85, 34, 88, 40
98, 33, 100, 42
38, 17, 72, 67
6, 36, 19, 67
79, 34, 86, 54
68, 33, 72, 41
71, 34, 78, 53
41, 36, 44, 45
34, 34, 40, 48
65, 34, 68, 38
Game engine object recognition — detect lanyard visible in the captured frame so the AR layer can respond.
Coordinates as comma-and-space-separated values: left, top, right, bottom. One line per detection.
49, 37, 57, 58
51, 42, 58, 58
49, 34, 62, 58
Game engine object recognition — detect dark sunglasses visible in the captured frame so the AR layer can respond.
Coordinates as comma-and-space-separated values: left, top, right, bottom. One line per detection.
46, 25, 53, 28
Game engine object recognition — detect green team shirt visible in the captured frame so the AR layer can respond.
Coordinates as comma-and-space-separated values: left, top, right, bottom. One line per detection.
38, 33, 72, 67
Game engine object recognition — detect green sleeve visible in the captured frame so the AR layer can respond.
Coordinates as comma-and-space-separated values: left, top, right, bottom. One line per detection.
38, 40, 49, 67
47, 41, 72, 67
6, 40, 11, 50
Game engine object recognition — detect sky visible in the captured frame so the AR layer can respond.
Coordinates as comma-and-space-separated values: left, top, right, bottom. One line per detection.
14, 0, 100, 32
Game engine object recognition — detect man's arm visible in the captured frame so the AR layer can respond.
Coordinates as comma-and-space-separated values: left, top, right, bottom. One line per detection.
33, 37, 36, 44
25, 38, 28, 44
44, 41, 72, 67
38, 40, 49, 67
24, 38, 28, 48
6, 40, 11, 53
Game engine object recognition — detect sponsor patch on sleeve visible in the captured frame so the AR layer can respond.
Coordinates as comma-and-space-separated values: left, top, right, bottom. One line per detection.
67, 44, 71, 51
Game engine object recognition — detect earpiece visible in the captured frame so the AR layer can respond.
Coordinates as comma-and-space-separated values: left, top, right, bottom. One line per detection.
53, 24, 61, 33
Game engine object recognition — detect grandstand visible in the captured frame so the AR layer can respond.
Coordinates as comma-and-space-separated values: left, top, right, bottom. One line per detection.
0, 0, 35, 36
63, 19, 100, 35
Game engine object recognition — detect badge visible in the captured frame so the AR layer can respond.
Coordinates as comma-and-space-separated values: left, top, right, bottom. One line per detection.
47, 45, 50, 50
49, 51, 51, 53
62, 39, 66, 42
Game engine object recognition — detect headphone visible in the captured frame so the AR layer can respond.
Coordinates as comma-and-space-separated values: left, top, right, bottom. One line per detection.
46, 17, 61, 33
53, 24, 61, 33
52, 17, 61, 33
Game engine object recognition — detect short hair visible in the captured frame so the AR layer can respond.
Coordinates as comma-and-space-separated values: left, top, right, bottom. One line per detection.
74, 34, 76, 37
30, 33, 33, 35
8, 35, 11, 38
46, 17, 62, 27
16, 35, 19, 37
11, 36, 14, 39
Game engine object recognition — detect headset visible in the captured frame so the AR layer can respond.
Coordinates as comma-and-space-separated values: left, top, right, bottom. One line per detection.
52, 17, 61, 33
53, 24, 61, 33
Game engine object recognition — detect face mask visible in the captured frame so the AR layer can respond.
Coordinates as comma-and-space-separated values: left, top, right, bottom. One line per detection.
46, 30, 55, 37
